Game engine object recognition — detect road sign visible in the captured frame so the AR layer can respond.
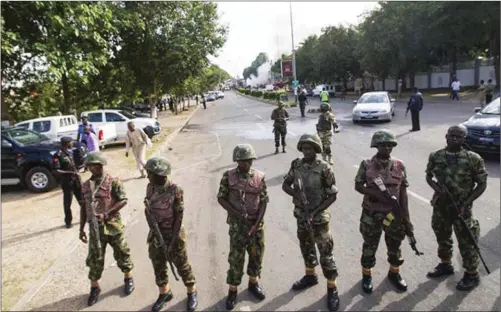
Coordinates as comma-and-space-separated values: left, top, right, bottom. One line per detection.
292, 80, 299, 88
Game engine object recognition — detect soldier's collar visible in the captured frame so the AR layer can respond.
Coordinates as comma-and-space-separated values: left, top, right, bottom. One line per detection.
236, 167, 254, 176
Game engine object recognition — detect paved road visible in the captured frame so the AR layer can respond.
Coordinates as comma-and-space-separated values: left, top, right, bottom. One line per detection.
23, 91, 500, 311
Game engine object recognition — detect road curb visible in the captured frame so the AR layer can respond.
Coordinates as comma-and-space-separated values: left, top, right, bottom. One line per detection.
9, 105, 201, 312
236, 92, 279, 106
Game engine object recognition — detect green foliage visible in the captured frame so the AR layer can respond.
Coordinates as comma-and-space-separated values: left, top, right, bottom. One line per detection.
242, 52, 269, 80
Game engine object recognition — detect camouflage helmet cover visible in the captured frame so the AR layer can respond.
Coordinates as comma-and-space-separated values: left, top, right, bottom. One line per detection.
233, 144, 257, 161
320, 102, 331, 111
278, 101, 285, 108
144, 156, 171, 176
297, 133, 323, 154
370, 130, 398, 148
85, 151, 108, 166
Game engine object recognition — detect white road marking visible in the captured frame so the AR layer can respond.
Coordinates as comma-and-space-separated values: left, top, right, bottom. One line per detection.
353, 165, 359, 168
239, 306, 252, 311
408, 190, 430, 204
243, 108, 249, 112
289, 130, 297, 136
257, 123, 266, 130
254, 114, 264, 120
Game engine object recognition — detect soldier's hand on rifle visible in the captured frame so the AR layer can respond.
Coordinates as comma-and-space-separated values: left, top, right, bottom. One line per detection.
403, 219, 414, 237
248, 223, 258, 237
96, 213, 106, 222
79, 230, 88, 243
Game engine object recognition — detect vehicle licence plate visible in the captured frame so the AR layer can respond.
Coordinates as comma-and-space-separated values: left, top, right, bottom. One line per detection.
363, 115, 374, 119
479, 137, 494, 143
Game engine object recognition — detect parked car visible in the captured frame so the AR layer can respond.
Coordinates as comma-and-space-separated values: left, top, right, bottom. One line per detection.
206, 93, 216, 102
461, 97, 500, 154
111, 107, 151, 118
82, 109, 160, 142
305, 88, 314, 96
216, 91, 225, 99
352, 91, 395, 123
1, 127, 88, 192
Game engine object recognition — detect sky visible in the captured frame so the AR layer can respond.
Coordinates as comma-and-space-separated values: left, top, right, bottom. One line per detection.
211, 2, 379, 78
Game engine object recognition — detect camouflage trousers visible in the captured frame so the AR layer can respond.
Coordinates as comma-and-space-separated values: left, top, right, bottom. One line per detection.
227, 218, 265, 286
86, 227, 134, 281
297, 220, 338, 279
359, 210, 406, 269
317, 131, 333, 155
148, 227, 196, 287
273, 126, 287, 147
431, 204, 480, 272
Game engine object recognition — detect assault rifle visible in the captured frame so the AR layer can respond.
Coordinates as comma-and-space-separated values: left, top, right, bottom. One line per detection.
432, 170, 490, 274
373, 176, 424, 256
295, 175, 315, 242
144, 198, 179, 281
89, 181, 103, 261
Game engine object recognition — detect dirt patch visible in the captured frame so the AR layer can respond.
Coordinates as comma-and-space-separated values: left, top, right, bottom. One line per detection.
0, 106, 198, 311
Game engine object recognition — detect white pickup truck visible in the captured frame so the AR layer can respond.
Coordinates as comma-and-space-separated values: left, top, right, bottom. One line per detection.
15, 115, 117, 149
82, 109, 161, 144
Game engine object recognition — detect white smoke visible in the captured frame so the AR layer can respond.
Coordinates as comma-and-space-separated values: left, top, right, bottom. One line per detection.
246, 62, 272, 88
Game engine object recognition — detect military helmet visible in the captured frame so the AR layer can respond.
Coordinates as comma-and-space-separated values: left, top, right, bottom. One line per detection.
85, 151, 107, 166
297, 133, 323, 154
144, 156, 171, 176
370, 130, 398, 148
320, 102, 331, 111
278, 101, 285, 108
233, 144, 257, 161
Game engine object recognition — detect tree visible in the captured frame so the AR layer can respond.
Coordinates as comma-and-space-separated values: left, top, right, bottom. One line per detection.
295, 35, 318, 84
242, 52, 269, 80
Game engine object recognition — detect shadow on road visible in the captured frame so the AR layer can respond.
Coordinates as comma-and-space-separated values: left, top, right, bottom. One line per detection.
2, 224, 74, 247
266, 174, 286, 188
1, 184, 60, 204
345, 278, 391, 311
256, 289, 296, 311
430, 276, 469, 311
29, 285, 123, 311
380, 278, 444, 311
478, 222, 501, 273
482, 154, 500, 179
202, 297, 229, 311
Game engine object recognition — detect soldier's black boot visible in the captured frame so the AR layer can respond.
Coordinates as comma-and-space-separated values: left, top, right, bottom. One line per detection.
124, 277, 135, 295
327, 287, 340, 311
151, 291, 173, 312
427, 263, 455, 278
248, 282, 266, 301
187, 291, 198, 311
388, 271, 408, 291
456, 272, 480, 291
226, 289, 237, 310
87, 287, 101, 306
361, 275, 373, 294
292, 275, 319, 291
282, 146, 286, 153
274, 147, 279, 154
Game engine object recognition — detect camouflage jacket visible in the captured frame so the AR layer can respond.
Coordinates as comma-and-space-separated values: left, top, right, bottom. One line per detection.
82, 174, 127, 236
284, 157, 337, 224
317, 111, 336, 132
425, 147, 488, 207
145, 181, 183, 241
218, 168, 269, 225
271, 108, 289, 128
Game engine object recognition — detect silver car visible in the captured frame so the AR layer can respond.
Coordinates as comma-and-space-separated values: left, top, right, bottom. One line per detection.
352, 91, 396, 123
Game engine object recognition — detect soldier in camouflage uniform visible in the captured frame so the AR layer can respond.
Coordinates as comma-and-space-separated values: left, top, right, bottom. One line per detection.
217, 144, 268, 310
282, 134, 340, 312
316, 102, 338, 165
425, 125, 488, 291
271, 101, 290, 154
354, 130, 413, 294
79, 152, 135, 306
144, 157, 198, 312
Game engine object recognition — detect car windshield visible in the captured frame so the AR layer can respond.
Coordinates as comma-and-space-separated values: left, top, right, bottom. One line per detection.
481, 98, 500, 115
358, 94, 389, 103
2, 128, 48, 145
119, 110, 136, 119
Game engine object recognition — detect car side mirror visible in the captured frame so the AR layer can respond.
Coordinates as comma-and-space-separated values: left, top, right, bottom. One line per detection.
353, 100, 358, 104
474, 107, 482, 113
390, 98, 396, 102
120, 118, 127, 122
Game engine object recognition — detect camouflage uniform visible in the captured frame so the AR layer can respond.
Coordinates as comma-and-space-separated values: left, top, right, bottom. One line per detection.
425, 148, 488, 273
316, 103, 337, 164
82, 173, 134, 281
271, 102, 289, 152
144, 156, 198, 312
283, 134, 339, 279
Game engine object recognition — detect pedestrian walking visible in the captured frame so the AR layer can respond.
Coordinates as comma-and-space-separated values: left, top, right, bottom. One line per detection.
451, 78, 461, 101
397, 79, 403, 100
406, 87, 423, 132
143, 157, 198, 312
77, 113, 95, 143
79, 152, 135, 306
81, 125, 100, 152
125, 121, 152, 178
354, 130, 415, 294
425, 125, 488, 291
53, 136, 84, 228
316, 102, 338, 165
217, 144, 268, 310
298, 90, 308, 117
282, 134, 340, 312
485, 79, 494, 104
271, 101, 289, 154
201, 94, 207, 109
476, 80, 486, 107
321, 88, 329, 103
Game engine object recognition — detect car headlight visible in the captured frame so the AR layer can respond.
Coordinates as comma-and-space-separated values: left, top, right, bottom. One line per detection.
380, 109, 389, 113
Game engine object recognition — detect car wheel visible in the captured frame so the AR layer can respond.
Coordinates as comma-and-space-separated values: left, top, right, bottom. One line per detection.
25, 166, 56, 193
352, 119, 359, 124
392, 109, 395, 117
143, 126, 155, 139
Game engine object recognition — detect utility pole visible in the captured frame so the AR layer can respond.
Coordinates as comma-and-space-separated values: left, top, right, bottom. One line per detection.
289, 0, 297, 103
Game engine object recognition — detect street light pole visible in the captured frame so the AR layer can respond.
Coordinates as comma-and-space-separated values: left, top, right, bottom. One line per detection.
289, 0, 297, 102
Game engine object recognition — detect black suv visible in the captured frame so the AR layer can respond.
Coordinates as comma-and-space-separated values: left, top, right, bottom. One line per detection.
1, 127, 88, 192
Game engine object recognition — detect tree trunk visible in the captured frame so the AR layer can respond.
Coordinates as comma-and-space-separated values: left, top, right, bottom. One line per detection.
449, 46, 457, 85
151, 81, 157, 119
61, 72, 71, 115
490, 31, 500, 88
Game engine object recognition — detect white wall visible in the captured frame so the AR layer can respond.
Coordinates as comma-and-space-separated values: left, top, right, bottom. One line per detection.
479, 65, 497, 85
456, 69, 475, 86
384, 79, 396, 90
431, 72, 449, 88
414, 74, 428, 89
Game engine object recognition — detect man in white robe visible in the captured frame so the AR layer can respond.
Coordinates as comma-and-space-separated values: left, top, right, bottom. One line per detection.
125, 121, 151, 178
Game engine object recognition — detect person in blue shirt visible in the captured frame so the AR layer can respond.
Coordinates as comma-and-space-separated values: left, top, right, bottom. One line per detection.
77, 112, 96, 144
406, 87, 423, 132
